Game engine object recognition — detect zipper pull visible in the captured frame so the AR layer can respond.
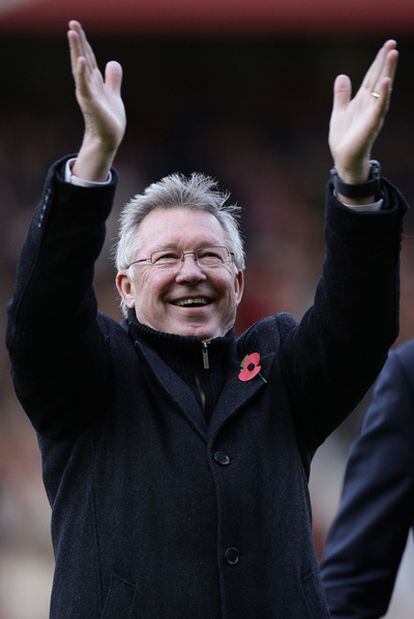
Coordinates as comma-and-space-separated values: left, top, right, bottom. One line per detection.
202, 342, 209, 369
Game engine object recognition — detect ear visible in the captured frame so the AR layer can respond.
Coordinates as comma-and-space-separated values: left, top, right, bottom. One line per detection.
234, 270, 244, 305
115, 271, 136, 309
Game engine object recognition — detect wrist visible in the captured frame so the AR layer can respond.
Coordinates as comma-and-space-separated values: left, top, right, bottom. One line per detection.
80, 129, 121, 157
73, 137, 118, 182
330, 160, 381, 201
333, 160, 371, 184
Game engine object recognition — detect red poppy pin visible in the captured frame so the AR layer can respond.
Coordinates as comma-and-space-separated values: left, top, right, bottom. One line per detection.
238, 352, 267, 383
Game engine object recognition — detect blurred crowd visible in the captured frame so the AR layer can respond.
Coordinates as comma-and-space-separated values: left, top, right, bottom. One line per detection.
1, 34, 414, 618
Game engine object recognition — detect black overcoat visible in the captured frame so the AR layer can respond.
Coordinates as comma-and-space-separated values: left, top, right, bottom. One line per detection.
6, 158, 406, 618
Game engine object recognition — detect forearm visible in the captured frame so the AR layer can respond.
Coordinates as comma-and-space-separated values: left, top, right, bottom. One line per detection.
6, 157, 117, 436
282, 178, 406, 449
7, 156, 117, 337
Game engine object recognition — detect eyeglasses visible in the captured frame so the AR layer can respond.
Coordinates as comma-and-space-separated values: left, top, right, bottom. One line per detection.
127, 246, 235, 270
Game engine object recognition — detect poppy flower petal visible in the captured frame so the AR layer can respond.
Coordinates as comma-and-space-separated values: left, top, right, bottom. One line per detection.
238, 365, 261, 382
248, 352, 261, 366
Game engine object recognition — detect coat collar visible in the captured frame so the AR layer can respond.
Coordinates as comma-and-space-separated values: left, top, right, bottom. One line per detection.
135, 339, 208, 439
136, 339, 274, 442
126, 313, 274, 440
126, 309, 235, 373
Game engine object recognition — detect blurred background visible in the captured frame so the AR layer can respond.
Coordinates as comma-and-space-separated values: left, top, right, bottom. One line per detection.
1, 1, 414, 617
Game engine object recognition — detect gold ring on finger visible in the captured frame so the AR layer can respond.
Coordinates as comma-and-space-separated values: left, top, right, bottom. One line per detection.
371, 91, 380, 99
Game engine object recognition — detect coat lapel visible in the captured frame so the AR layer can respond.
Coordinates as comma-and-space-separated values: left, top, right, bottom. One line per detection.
207, 352, 275, 441
135, 341, 207, 440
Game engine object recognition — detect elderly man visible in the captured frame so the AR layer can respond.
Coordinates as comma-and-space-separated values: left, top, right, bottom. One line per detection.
6, 21, 405, 618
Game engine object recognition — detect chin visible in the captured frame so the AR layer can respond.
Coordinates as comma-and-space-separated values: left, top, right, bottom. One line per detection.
161, 319, 208, 339
176, 321, 227, 341
176, 325, 212, 340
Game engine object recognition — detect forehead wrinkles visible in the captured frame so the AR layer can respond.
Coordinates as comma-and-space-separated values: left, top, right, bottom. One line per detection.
133, 208, 227, 254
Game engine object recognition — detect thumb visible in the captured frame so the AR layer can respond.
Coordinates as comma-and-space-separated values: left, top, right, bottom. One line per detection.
105, 61, 123, 94
332, 74, 351, 111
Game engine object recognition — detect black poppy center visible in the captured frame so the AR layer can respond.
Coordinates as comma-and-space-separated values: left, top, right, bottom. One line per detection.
247, 362, 256, 371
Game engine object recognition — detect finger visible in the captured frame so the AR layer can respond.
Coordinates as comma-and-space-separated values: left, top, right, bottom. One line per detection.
78, 24, 98, 73
363, 76, 393, 142
362, 40, 397, 92
332, 74, 351, 112
69, 22, 96, 81
378, 48, 399, 90
67, 30, 83, 78
68, 23, 91, 81
375, 76, 394, 118
68, 22, 96, 97
369, 41, 397, 88
105, 61, 123, 94
68, 19, 82, 34
75, 57, 91, 100
68, 20, 85, 60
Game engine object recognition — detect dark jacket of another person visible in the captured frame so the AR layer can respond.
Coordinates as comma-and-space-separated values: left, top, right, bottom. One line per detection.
6, 157, 406, 618
321, 339, 414, 618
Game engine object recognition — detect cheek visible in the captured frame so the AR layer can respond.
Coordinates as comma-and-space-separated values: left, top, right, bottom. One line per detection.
214, 274, 239, 304
135, 270, 166, 298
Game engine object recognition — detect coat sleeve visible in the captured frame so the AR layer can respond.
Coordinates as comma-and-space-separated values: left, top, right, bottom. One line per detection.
6, 156, 118, 439
278, 179, 407, 452
319, 344, 414, 618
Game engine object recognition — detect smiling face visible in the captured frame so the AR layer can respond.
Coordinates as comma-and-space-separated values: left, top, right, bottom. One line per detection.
116, 207, 244, 340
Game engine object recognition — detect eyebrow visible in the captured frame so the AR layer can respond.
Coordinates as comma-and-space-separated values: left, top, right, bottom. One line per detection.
146, 241, 223, 251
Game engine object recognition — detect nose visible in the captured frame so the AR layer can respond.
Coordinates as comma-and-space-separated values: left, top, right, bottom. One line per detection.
175, 252, 207, 283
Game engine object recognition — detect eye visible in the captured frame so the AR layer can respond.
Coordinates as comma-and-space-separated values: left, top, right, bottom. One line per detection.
198, 247, 226, 266
152, 250, 180, 264
201, 250, 219, 258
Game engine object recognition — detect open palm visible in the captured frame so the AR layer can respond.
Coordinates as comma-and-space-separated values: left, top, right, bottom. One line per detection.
329, 40, 398, 183
68, 20, 126, 152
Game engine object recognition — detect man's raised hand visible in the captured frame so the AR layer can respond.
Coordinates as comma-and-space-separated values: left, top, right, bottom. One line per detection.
68, 20, 126, 181
329, 40, 398, 188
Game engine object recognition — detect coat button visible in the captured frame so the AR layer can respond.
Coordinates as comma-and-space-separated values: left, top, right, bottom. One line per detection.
213, 451, 231, 466
224, 547, 239, 565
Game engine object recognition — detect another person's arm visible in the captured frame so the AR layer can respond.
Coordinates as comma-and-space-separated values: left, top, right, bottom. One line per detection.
320, 344, 414, 618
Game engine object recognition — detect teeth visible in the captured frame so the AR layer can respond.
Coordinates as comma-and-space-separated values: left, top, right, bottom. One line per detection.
174, 297, 209, 307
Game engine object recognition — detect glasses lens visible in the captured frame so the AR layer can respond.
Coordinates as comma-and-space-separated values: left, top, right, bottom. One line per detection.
197, 247, 228, 267
151, 249, 181, 266
149, 246, 230, 268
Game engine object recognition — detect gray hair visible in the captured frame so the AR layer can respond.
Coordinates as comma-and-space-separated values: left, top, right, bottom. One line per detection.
115, 172, 245, 316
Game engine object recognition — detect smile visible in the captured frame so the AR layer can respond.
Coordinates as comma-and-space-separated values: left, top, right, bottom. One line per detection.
171, 297, 212, 307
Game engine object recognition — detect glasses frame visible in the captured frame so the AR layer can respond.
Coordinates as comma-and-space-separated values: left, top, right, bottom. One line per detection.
126, 245, 235, 270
